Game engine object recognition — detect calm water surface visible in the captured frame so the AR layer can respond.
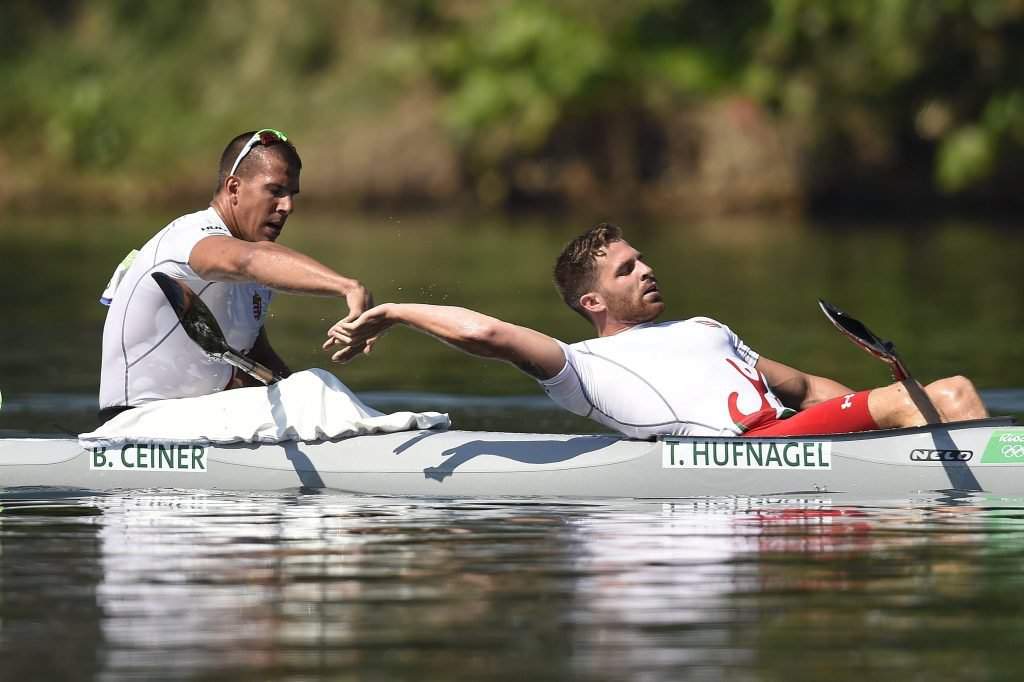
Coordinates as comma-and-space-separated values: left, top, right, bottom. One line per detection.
2, 211, 1024, 679
5, 491, 1024, 680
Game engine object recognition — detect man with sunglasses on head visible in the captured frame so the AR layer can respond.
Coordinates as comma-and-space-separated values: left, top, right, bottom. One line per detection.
325, 223, 988, 438
98, 129, 372, 423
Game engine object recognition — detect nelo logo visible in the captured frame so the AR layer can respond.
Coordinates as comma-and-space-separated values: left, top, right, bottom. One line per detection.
909, 449, 973, 462
252, 293, 263, 320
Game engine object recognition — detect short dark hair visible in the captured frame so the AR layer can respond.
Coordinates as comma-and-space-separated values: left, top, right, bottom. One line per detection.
215, 130, 302, 192
553, 222, 623, 320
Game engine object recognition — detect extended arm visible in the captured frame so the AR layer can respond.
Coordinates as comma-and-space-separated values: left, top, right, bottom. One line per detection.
190, 236, 373, 320
324, 303, 566, 380
756, 356, 854, 411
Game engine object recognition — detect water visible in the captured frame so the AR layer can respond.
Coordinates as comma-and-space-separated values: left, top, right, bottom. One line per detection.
5, 491, 1024, 680
2, 210, 1024, 679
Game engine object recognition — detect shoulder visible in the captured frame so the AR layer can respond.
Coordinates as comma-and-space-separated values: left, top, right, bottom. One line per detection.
684, 316, 726, 329
157, 208, 235, 260
169, 207, 231, 238
678, 317, 737, 339
621, 318, 728, 338
639, 318, 745, 350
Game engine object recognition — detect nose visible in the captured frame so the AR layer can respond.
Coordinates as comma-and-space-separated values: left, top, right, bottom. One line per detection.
277, 194, 294, 216
638, 259, 655, 278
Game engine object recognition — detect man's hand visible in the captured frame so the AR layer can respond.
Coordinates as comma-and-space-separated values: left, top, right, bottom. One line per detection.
342, 282, 374, 323
322, 303, 395, 363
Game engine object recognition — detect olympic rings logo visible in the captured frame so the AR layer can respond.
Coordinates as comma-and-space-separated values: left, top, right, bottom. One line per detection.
1001, 445, 1024, 457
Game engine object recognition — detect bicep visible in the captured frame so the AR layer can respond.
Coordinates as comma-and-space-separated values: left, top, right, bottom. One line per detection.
756, 356, 811, 408
494, 323, 566, 380
757, 356, 852, 408
189, 236, 254, 281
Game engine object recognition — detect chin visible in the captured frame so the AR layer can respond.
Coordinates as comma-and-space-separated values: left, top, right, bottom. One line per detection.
643, 309, 663, 323
645, 300, 665, 318
629, 305, 663, 325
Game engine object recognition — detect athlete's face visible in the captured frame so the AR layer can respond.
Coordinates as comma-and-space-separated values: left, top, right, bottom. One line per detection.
230, 153, 300, 243
589, 239, 664, 325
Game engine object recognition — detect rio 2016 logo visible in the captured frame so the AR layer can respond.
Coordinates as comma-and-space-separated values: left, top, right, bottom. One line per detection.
982, 430, 1024, 464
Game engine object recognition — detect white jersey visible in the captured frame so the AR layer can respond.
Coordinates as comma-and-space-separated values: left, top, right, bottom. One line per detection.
540, 318, 791, 438
99, 208, 273, 410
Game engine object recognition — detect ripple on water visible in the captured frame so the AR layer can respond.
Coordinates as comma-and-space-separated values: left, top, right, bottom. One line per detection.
4, 490, 1024, 680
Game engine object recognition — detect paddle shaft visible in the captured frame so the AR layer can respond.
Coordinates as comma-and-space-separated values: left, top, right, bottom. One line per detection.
222, 350, 281, 385
886, 356, 943, 425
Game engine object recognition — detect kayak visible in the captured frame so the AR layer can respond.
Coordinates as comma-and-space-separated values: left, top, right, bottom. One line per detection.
2, 417, 1023, 497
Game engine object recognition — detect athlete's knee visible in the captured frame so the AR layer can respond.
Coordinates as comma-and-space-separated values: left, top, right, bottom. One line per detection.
927, 375, 985, 417
927, 375, 966, 404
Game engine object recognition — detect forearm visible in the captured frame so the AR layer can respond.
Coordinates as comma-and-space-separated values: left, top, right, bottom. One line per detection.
798, 374, 854, 408
249, 329, 291, 378
386, 303, 510, 359
328, 302, 565, 377
199, 240, 363, 297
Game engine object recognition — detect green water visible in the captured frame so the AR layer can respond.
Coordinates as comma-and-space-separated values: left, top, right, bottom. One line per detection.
1, 210, 1021, 432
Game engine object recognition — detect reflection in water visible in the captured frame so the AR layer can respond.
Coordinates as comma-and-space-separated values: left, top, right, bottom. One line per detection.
0, 495, 105, 680
5, 492, 1024, 680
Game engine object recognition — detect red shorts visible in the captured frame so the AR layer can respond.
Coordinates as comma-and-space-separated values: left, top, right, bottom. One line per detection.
741, 390, 878, 437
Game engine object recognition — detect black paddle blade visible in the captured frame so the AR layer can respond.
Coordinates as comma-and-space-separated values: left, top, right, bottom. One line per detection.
818, 299, 893, 355
818, 299, 908, 380
152, 272, 230, 356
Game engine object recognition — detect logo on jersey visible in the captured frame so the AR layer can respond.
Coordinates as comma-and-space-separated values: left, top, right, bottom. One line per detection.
840, 394, 854, 410
725, 358, 785, 432
252, 293, 263, 320
201, 225, 229, 234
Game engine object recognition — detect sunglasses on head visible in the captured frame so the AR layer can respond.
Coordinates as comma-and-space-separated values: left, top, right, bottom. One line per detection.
228, 128, 288, 177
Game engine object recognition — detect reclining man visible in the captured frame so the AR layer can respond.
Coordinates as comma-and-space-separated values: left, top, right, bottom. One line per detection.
324, 223, 988, 438
98, 129, 372, 422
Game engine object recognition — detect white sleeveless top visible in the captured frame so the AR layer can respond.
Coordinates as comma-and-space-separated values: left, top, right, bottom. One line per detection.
539, 318, 790, 438
99, 208, 273, 409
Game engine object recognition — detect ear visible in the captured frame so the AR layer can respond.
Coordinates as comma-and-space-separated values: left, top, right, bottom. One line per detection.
579, 291, 605, 314
225, 176, 241, 204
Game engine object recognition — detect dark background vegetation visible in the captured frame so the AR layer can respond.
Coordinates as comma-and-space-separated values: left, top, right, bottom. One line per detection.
4, 0, 1024, 217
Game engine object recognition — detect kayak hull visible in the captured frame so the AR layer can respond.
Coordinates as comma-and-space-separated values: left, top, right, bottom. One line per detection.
2, 418, 1022, 497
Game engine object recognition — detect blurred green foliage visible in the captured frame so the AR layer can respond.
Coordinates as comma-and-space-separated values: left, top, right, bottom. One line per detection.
3, 0, 1023, 204
422, 0, 1024, 194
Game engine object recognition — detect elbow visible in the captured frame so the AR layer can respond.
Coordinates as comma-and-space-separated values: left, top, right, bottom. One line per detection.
457, 317, 504, 358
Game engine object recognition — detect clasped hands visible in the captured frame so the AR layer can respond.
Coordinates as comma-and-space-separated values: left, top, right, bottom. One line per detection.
322, 303, 395, 363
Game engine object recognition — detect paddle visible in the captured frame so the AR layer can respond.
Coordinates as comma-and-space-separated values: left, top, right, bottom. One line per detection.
151, 272, 282, 385
818, 299, 942, 424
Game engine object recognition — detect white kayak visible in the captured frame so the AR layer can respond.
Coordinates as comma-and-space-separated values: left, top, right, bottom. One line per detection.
2, 417, 1024, 497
